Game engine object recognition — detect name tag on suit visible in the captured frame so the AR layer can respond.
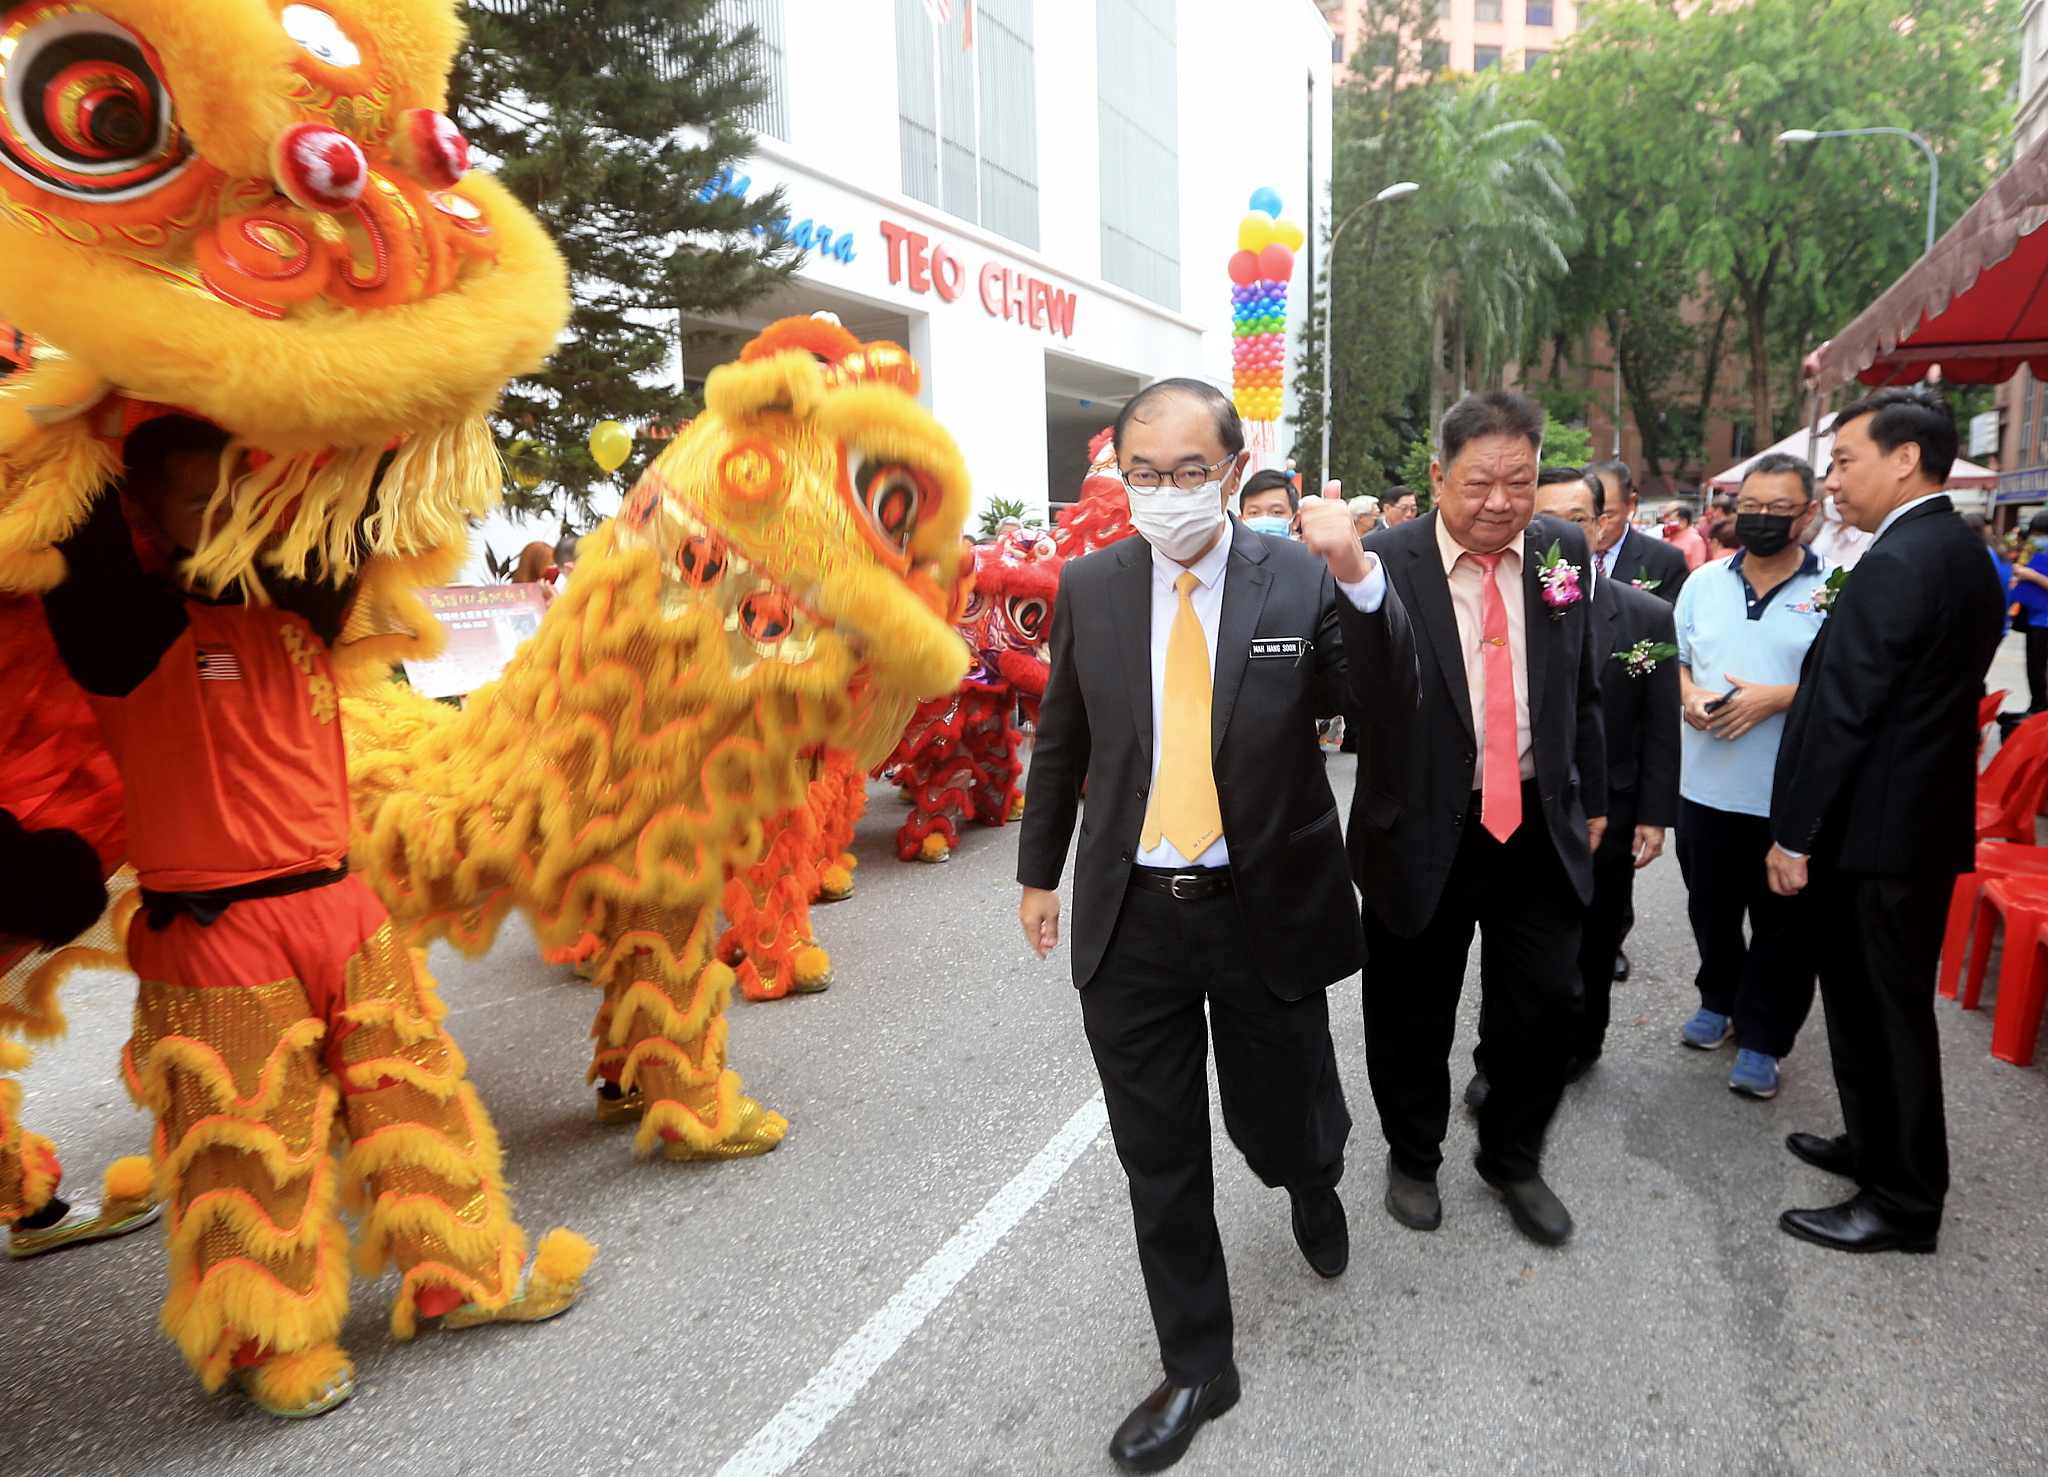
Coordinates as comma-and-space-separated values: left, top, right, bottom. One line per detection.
1249, 637, 1307, 660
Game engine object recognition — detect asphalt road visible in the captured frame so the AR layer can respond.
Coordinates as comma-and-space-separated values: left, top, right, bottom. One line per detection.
7, 638, 2048, 1476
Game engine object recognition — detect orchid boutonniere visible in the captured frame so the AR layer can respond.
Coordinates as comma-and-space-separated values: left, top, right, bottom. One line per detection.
1611, 639, 1679, 677
1630, 576, 1662, 592
1795, 566, 1850, 616
1538, 541, 1583, 618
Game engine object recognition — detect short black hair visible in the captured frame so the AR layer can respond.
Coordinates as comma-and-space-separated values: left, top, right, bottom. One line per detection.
2028, 510, 2048, 536
1387, 485, 1417, 503
1834, 385, 1957, 486
1666, 504, 1694, 526
1112, 378, 1245, 459
1238, 469, 1298, 512
1739, 451, 1816, 504
1439, 390, 1544, 468
1584, 457, 1635, 506
122, 414, 229, 489
1537, 464, 1603, 516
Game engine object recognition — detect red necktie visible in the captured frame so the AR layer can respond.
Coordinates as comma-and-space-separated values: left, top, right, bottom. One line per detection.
1471, 551, 1521, 843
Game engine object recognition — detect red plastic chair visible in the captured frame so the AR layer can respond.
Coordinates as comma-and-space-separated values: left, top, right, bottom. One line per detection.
1978, 712, 2048, 807
1996, 915, 2048, 1065
1959, 874, 2048, 1013
1976, 737, 2048, 844
1978, 689, 2009, 758
1940, 839, 2048, 1000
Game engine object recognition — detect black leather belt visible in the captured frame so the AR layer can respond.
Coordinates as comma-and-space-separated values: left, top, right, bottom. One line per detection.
1130, 866, 1233, 900
141, 863, 350, 930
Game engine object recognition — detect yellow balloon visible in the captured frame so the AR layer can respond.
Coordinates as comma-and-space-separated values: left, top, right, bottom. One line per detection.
589, 419, 633, 472
1272, 218, 1306, 252
1236, 211, 1277, 253
506, 437, 544, 489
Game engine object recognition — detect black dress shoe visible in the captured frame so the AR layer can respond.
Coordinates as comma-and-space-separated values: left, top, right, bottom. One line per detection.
1462, 1069, 1490, 1113
1289, 1186, 1348, 1278
1778, 1199, 1936, 1255
1785, 1131, 1854, 1178
1564, 1052, 1600, 1084
1384, 1155, 1441, 1231
1613, 951, 1631, 982
1109, 1364, 1240, 1473
1474, 1157, 1573, 1246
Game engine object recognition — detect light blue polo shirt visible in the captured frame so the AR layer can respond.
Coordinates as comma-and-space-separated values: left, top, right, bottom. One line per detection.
1673, 548, 1833, 817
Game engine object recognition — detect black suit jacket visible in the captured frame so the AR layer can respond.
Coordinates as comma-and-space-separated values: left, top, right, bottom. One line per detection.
1606, 526, 1690, 604
1017, 518, 1418, 996
1772, 496, 2006, 876
1342, 512, 1608, 936
1591, 574, 1680, 839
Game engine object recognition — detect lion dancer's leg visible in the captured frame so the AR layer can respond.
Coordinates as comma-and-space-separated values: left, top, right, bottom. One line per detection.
718, 788, 833, 1002
810, 748, 867, 902
2, 1041, 158, 1257
588, 902, 785, 1158
964, 692, 1025, 828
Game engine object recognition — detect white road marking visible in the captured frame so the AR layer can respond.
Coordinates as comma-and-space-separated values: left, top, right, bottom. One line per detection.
714, 1092, 1111, 1477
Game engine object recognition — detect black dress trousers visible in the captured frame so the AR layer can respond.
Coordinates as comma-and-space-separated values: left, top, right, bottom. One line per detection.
1362, 779, 1584, 1183
1675, 798, 1818, 1058
1811, 863, 1953, 1233
1079, 880, 1350, 1387
1574, 793, 1640, 1062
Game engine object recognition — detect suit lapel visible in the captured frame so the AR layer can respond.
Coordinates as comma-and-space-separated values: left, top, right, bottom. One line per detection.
1408, 514, 1475, 741
1109, 537, 1156, 769
1210, 521, 1271, 758
1523, 524, 1552, 731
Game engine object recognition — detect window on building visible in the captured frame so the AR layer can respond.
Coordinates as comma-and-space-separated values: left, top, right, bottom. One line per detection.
1524, 48, 1550, 70
2024, 372, 2037, 460
1475, 0, 1502, 21
1423, 39, 1449, 69
1526, 1, 1553, 24
1097, 0, 1179, 309
895, 0, 939, 207
704, 0, 789, 140
1473, 44, 1502, 70
1364, 33, 1397, 69
977, 0, 1040, 249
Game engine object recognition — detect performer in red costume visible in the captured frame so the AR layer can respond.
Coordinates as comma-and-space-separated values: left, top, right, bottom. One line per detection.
39, 415, 591, 1417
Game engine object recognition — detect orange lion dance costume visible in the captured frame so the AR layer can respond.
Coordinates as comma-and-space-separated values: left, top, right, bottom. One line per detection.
0, 0, 590, 1415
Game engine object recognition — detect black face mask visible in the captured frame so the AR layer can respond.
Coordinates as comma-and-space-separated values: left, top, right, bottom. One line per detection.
1735, 512, 1796, 558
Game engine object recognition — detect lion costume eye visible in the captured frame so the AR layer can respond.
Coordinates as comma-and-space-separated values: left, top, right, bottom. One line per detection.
280, 5, 361, 69
1006, 596, 1049, 643
843, 448, 929, 563
0, 5, 189, 200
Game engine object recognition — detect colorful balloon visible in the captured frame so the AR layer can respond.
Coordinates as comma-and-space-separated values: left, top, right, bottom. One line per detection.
1248, 186, 1284, 217
589, 419, 633, 472
1227, 250, 1261, 285
1258, 243, 1295, 282
1237, 212, 1277, 253
1272, 218, 1306, 252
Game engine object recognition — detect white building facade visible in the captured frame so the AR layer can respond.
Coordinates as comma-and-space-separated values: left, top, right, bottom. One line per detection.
690, 0, 1335, 523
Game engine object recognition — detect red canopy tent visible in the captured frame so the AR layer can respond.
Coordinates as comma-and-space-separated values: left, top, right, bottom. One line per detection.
1809, 131, 2048, 392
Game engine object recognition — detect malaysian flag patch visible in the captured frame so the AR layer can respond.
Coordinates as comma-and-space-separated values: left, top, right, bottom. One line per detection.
196, 646, 242, 681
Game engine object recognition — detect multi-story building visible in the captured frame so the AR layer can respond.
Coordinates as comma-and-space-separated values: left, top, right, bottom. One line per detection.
478, 0, 1336, 566
1318, 0, 1581, 79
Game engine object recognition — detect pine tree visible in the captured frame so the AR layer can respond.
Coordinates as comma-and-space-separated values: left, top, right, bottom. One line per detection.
451, 0, 801, 529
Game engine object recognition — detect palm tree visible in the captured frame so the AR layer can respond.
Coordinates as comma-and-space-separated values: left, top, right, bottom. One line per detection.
1416, 80, 1578, 438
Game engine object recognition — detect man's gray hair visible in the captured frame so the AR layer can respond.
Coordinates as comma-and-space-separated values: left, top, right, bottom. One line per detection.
1739, 451, 1816, 503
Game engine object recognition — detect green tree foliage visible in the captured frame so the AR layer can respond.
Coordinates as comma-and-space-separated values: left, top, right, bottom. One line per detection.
451, 0, 801, 530
1522, 0, 2015, 470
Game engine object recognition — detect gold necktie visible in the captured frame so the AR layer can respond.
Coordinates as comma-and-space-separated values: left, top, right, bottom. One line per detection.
1142, 570, 1224, 858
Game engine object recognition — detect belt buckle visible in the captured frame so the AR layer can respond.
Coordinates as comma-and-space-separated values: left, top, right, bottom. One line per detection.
1168, 872, 1202, 900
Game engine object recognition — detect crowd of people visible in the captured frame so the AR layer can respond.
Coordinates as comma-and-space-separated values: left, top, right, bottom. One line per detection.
1017, 380, 2006, 1472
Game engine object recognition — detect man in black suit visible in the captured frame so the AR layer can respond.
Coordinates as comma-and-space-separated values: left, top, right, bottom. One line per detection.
1587, 457, 1690, 604
1018, 379, 1415, 1471
1342, 393, 1607, 1249
1767, 387, 2006, 1254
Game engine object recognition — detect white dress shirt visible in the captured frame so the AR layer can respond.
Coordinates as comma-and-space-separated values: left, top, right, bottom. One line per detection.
1435, 515, 1536, 787
1134, 523, 1386, 869
1596, 539, 1623, 582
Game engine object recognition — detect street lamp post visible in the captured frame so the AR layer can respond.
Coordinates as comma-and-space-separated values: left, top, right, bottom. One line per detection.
1320, 180, 1420, 485
1777, 127, 1941, 256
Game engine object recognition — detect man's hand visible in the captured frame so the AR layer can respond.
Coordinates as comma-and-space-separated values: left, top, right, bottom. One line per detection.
1021, 886, 1061, 959
1297, 482, 1370, 585
1681, 685, 1723, 732
1632, 825, 1665, 869
1706, 675, 1796, 741
1587, 815, 1608, 853
1766, 845, 1808, 896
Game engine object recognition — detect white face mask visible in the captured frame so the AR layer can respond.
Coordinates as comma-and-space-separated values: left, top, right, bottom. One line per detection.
1130, 480, 1227, 563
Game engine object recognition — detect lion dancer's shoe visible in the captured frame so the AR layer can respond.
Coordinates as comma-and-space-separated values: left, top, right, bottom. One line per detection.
808, 749, 868, 903
588, 903, 786, 1160
8, 1154, 162, 1258
125, 883, 595, 1419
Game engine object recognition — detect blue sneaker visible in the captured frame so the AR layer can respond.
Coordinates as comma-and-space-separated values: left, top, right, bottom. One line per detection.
1680, 1008, 1733, 1050
1728, 1049, 1780, 1099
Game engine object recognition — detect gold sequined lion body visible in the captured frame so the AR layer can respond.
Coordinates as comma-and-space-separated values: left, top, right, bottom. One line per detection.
344, 317, 972, 1156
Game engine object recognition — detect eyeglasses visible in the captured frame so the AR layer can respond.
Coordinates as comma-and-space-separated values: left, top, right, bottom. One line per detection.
1735, 500, 1807, 518
1123, 453, 1237, 492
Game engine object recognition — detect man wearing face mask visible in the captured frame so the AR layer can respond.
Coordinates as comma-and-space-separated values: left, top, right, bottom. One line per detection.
1236, 468, 1299, 538
1017, 378, 1416, 1473
1669, 452, 1830, 1102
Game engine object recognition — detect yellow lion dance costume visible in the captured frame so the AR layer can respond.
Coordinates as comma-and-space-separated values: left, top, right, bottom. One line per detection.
0, 0, 589, 1415
345, 315, 972, 1152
